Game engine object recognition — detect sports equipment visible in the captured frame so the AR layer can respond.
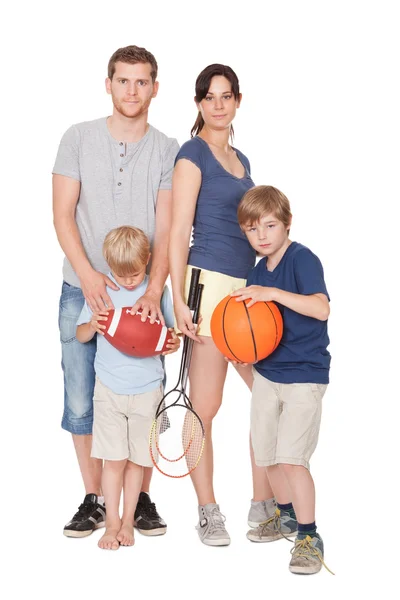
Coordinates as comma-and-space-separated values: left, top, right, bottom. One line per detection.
149, 268, 205, 477
210, 296, 283, 363
102, 308, 169, 357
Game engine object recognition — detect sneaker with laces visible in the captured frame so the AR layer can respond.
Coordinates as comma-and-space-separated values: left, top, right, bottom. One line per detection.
63, 493, 106, 538
196, 503, 231, 546
134, 492, 167, 536
289, 533, 334, 575
247, 498, 276, 527
246, 507, 297, 542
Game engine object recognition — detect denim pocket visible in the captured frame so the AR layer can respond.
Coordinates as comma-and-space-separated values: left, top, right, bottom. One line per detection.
59, 283, 85, 344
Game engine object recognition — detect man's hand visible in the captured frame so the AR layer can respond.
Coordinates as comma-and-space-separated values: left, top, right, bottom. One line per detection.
162, 329, 181, 355
231, 285, 277, 308
130, 289, 164, 325
80, 270, 119, 312
89, 311, 110, 336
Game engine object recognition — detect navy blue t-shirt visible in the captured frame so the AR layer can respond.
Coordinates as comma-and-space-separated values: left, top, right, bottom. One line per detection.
248, 242, 331, 384
175, 137, 256, 279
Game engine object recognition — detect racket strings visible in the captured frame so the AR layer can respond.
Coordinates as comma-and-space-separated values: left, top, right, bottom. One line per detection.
150, 403, 205, 477
149, 270, 205, 477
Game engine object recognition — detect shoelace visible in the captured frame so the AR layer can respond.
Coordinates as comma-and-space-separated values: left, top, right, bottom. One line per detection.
290, 535, 335, 575
73, 502, 97, 520
255, 509, 293, 543
143, 501, 160, 520
197, 508, 227, 535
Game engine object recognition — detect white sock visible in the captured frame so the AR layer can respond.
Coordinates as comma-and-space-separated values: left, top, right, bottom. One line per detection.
98, 496, 105, 505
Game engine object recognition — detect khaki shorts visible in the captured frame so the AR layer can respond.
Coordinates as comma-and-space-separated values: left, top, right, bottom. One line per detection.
179, 265, 246, 337
91, 378, 163, 467
251, 368, 327, 470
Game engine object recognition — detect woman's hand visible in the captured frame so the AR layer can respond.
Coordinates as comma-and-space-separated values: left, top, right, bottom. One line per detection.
174, 300, 201, 342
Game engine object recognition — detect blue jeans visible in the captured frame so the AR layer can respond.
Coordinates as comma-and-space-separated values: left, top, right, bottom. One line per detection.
59, 282, 96, 434
58, 281, 167, 435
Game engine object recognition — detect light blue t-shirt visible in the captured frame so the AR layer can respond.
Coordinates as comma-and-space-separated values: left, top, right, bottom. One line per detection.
76, 274, 174, 394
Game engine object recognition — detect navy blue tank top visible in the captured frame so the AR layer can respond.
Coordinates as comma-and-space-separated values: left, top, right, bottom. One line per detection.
175, 137, 256, 279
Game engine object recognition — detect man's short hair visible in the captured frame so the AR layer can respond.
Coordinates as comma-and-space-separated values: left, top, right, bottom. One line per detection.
108, 45, 158, 82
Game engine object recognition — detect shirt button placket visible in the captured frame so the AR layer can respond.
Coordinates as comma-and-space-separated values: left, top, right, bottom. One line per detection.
117, 142, 125, 189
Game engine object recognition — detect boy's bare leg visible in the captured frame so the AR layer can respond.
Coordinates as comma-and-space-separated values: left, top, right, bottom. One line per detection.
98, 459, 126, 550
72, 434, 102, 495
117, 462, 144, 546
265, 464, 292, 504
279, 464, 315, 523
141, 466, 152, 493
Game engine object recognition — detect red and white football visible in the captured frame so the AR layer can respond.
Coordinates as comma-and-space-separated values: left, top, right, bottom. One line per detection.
102, 307, 170, 358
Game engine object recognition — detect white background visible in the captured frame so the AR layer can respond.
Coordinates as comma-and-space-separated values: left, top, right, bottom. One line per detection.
2, 1, 399, 598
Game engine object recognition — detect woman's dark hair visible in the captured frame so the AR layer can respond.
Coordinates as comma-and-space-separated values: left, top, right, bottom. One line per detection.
191, 64, 240, 138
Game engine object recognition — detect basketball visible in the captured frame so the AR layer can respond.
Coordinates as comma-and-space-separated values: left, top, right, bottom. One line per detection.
210, 296, 283, 363
102, 307, 169, 358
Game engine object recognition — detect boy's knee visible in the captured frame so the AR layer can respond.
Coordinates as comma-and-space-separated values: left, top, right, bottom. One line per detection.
104, 460, 126, 471
278, 462, 307, 475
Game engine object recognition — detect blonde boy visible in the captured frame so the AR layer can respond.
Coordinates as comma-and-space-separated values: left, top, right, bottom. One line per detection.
76, 226, 179, 550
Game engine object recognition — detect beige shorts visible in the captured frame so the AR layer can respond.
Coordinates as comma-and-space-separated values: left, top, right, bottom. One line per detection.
91, 378, 163, 467
251, 368, 327, 470
179, 265, 246, 337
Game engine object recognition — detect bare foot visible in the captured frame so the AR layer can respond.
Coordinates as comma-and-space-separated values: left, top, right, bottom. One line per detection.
116, 522, 135, 546
98, 527, 120, 550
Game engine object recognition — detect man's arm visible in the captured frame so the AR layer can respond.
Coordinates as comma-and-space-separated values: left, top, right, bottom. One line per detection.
52, 174, 118, 311
130, 189, 172, 324
148, 188, 172, 296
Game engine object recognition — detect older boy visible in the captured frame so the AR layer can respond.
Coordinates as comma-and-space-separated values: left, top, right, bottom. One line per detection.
233, 186, 331, 575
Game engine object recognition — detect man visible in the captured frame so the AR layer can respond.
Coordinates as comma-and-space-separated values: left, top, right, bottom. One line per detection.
53, 45, 179, 538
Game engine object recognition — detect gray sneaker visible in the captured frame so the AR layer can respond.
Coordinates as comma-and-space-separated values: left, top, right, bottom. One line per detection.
196, 503, 231, 546
247, 498, 276, 527
289, 534, 334, 575
246, 508, 297, 542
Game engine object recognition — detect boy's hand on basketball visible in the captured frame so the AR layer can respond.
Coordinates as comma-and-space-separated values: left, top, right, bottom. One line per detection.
231, 285, 277, 307
90, 311, 109, 335
162, 329, 181, 355
224, 357, 252, 367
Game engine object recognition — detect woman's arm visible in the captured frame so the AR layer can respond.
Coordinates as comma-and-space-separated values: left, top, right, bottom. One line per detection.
169, 158, 201, 339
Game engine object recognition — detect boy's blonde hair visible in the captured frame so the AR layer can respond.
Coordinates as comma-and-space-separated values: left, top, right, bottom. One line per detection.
238, 185, 292, 229
103, 226, 150, 276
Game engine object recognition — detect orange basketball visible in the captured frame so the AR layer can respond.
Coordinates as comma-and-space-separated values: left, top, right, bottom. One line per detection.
210, 296, 283, 363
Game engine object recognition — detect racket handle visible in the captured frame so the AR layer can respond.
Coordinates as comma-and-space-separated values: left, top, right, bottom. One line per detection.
188, 268, 201, 310
183, 285, 203, 389
192, 284, 204, 324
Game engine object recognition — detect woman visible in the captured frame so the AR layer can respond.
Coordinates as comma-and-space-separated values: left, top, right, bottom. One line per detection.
169, 64, 275, 546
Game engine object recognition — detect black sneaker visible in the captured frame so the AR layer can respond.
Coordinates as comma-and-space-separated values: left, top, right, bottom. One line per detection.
134, 492, 167, 536
63, 494, 106, 538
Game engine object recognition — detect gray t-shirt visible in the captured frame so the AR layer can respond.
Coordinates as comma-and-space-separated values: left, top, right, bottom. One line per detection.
53, 117, 179, 287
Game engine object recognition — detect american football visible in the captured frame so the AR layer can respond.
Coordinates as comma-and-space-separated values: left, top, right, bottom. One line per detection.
102, 307, 170, 357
